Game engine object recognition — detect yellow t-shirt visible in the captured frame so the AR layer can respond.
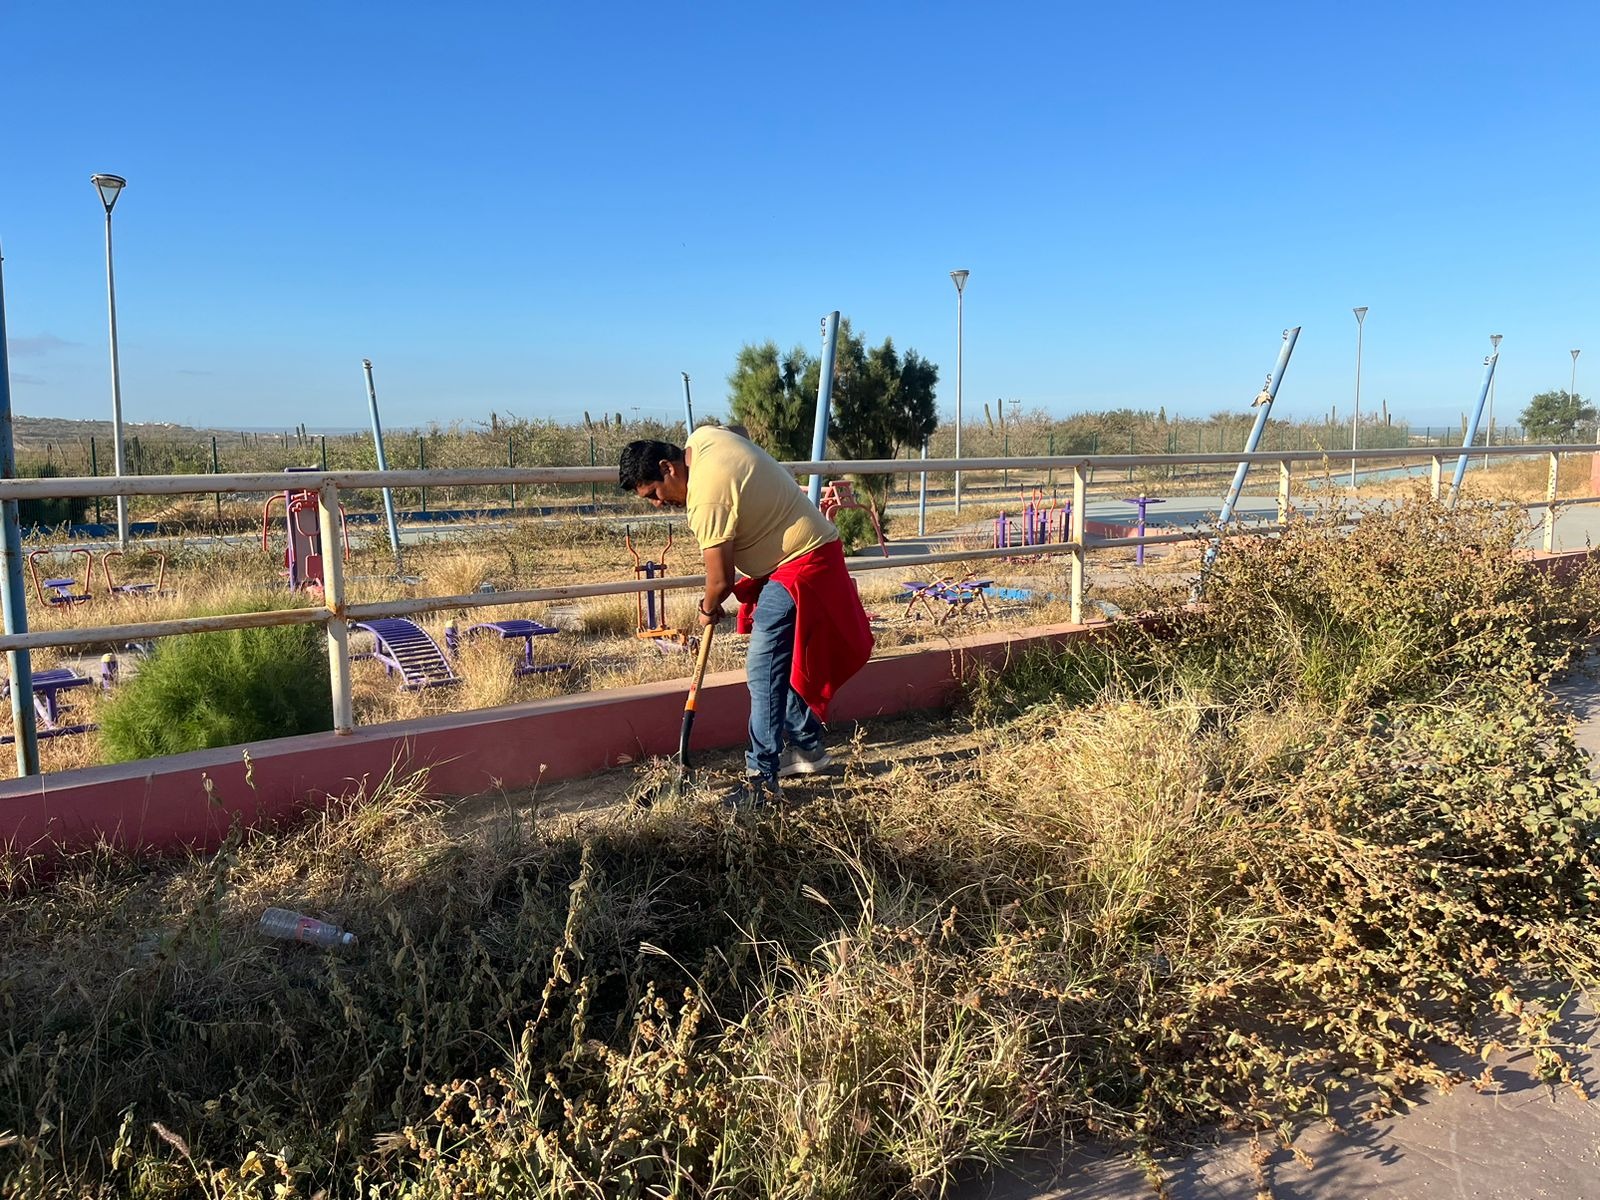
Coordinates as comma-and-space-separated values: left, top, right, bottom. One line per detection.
684, 426, 837, 578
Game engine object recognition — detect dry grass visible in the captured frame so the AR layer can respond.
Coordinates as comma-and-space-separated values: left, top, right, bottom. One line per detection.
5, 500, 1599, 1199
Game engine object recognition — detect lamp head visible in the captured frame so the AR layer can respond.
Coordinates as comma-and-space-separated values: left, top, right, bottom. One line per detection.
950, 269, 970, 294
1490, 333, 1503, 349
91, 174, 126, 213
1352, 306, 1369, 323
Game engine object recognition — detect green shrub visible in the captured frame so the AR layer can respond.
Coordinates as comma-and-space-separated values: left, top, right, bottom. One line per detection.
19, 462, 90, 528
833, 506, 890, 555
100, 605, 331, 759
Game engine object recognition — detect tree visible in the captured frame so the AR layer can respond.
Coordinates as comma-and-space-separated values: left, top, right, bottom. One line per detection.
1520, 390, 1597, 442
727, 318, 940, 516
822, 321, 940, 517
726, 342, 816, 460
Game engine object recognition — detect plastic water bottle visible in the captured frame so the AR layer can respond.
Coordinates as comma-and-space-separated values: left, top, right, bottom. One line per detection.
258, 907, 358, 950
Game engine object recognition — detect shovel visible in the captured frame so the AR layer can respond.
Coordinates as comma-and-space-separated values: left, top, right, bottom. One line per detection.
674, 623, 716, 795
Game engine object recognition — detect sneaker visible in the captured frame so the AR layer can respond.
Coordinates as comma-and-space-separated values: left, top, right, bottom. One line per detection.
721, 774, 780, 809
778, 745, 834, 778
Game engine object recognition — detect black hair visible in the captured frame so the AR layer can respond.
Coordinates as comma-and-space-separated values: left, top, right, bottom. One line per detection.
618, 440, 683, 492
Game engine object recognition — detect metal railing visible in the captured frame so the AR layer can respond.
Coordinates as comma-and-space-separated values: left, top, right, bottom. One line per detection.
0, 442, 1594, 775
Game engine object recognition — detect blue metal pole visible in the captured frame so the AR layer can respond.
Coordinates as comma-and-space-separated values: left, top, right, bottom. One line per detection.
1197, 326, 1301, 586
0, 243, 39, 775
362, 359, 405, 569
680, 372, 694, 436
1217, 327, 1301, 529
808, 311, 840, 507
1448, 353, 1499, 506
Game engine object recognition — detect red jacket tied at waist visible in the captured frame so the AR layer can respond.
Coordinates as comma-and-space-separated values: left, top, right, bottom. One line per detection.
732, 540, 873, 720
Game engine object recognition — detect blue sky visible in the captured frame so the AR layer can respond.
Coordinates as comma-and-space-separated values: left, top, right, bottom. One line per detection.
3, 1, 1596, 434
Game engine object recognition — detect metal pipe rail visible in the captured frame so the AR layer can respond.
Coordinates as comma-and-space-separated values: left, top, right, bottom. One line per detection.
2, 442, 1595, 774
0, 442, 1591, 500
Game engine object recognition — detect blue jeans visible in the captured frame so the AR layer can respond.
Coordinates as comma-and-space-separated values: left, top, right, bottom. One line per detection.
745, 579, 825, 780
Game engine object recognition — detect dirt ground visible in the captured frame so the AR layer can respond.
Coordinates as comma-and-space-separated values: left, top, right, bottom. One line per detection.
442, 705, 989, 839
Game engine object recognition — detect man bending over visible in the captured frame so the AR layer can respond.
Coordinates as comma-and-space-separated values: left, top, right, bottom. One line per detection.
619, 427, 873, 805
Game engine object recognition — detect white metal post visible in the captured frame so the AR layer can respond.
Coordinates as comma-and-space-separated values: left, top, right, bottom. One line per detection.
917, 441, 928, 536
1350, 306, 1368, 489
1277, 459, 1292, 526
1544, 451, 1560, 553
1430, 455, 1443, 501
92, 175, 131, 548
318, 480, 354, 734
1069, 463, 1087, 624
951, 270, 969, 513
1573, 350, 1582, 432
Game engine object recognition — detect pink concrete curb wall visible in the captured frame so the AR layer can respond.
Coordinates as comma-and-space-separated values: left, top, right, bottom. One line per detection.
0, 620, 1115, 858
6, 546, 1592, 861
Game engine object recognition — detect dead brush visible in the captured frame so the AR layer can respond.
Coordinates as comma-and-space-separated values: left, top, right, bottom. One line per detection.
423, 548, 505, 598
6, 497, 1600, 1200
576, 593, 647, 637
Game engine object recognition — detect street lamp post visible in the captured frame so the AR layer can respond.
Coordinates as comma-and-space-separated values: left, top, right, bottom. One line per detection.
92, 173, 130, 548
1351, 306, 1368, 488
1484, 333, 1502, 468
950, 269, 969, 513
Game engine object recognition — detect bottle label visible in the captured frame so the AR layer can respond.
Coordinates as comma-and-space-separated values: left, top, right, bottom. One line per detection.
295, 917, 319, 943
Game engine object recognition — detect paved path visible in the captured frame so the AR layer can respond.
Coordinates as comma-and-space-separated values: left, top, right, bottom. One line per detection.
957, 662, 1600, 1200
961, 1024, 1598, 1199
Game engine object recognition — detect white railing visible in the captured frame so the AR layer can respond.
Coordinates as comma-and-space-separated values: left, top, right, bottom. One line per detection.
0, 443, 1593, 772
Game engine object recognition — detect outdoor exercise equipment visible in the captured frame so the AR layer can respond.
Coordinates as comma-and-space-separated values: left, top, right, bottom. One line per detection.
901, 575, 993, 624
101, 549, 168, 597
349, 618, 458, 689
0, 659, 117, 743
995, 490, 1070, 557
262, 471, 350, 590
817, 479, 888, 557
444, 618, 571, 676
1121, 494, 1167, 566
625, 525, 692, 650
28, 548, 94, 606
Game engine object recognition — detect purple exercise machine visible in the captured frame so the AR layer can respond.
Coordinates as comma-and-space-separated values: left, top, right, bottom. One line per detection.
445, 619, 571, 676
1120, 494, 1166, 566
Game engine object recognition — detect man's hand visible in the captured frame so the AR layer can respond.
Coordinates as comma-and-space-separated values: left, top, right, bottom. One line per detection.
697, 599, 725, 629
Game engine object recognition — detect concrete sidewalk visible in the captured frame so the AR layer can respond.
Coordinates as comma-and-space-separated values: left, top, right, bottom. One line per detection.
961, 1019, 1598, 1198
957, 663, 1600, 1200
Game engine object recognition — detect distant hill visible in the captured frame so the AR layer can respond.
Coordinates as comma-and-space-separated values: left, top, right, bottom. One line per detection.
9, 415, 362, 449
11, 415, 215, 448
